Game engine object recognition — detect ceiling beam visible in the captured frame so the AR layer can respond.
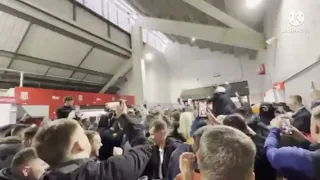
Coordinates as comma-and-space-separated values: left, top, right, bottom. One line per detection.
136, 17, 265, 50
0, 50, 113, 79
99, 59, 132, 93
0, 78, 100, 92
3, 73, 103, 87
182, 0, 259, 34
0, 0, 131, 59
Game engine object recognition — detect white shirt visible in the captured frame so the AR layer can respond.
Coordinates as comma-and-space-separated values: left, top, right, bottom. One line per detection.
159, 148, 164, 179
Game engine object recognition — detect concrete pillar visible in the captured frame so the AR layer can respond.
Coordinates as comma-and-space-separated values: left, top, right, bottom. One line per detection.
131, 25, 145, 105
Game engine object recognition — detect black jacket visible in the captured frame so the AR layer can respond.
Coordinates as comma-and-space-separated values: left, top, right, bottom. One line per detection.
0, 168, 19, 180
41, 115, 152, 180
142, 137, 181, 180
250, 134, 277, 180
212, 92, 236, 116
292, 107, 311, 134
55, 106, 74, 119
0, 142, 22, 169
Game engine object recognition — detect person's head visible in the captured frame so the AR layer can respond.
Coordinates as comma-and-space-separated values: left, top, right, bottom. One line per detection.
23, 126, 38, 148
310, 106, 320, 142
64, 96, 74, 106
259, 102, 276, 124
11, 124, 30, 139
197, 125, 256, 180
178, 112, 194, 140
287, 95, 303, 111
11, 148, 48, 180
85, 130, 102, 158
223, 114, 247, 133
32, 119, 91, 167
192, 126, 211, 153
150, 120, 167, 145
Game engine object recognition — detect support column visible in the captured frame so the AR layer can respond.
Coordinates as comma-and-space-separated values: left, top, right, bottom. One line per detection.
131, 24, 145, 105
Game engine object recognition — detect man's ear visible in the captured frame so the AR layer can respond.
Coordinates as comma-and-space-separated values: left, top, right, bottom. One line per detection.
71, 141, 84, 154
21, 166, 30, 177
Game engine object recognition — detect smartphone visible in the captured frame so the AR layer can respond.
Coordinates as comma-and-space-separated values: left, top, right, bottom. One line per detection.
281, 117, 291, 133
198, 101, 207, 117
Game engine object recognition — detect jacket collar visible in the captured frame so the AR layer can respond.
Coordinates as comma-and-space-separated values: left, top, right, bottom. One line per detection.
48, 158, 91, 174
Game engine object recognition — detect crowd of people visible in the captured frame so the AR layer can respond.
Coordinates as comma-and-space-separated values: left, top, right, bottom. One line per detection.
1, 82, 320, 180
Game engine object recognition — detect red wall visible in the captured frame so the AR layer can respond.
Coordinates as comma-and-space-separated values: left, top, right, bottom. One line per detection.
14, 87, 134, 119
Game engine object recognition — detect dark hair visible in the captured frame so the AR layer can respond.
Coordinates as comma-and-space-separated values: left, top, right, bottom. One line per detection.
223, 114, 247, 132
11, 148, 37, 169
24, 126, 39, 140
64, 96, 73, 103
171, 111, 180, 122
192, 126, 210, 153
290, 95, 302, 104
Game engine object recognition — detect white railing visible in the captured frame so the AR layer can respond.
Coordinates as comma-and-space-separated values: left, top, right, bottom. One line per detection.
78, 0, 169, 53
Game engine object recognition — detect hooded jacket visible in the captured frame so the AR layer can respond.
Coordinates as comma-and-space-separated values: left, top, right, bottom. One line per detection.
212, 92, 236, 116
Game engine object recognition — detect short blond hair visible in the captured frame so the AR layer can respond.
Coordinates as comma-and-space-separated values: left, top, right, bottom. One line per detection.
32, 119, 79, 167
199, 125, 256, 180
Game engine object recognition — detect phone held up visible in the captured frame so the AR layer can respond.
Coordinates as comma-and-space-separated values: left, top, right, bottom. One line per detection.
280, 116, 292, 134
198, 101, 207, 118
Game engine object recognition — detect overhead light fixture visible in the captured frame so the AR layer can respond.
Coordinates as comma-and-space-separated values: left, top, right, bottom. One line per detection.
246, 0, 263, 8
191, 37, 196, 42
144, 53, 153, 61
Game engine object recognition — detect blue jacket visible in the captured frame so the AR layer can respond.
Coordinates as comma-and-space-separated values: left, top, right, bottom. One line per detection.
264, 128, 314, 180
190, 116, 207, 137
167, 143, 197, 180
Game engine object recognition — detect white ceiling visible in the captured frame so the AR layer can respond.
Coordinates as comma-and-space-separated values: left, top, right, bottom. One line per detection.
19, 25, 92, 66
80, 48, 126, 74
0, 11, 130, 92
0, 12, 29, 52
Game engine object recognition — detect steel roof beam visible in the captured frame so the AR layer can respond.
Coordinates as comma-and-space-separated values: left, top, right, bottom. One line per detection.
136, 17, 265, 50
0, 50, 113, 79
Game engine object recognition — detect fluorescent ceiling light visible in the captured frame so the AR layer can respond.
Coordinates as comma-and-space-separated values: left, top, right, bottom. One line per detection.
246, 0, 263, 8
145, 53, 153, 60
191, 37, 196, 42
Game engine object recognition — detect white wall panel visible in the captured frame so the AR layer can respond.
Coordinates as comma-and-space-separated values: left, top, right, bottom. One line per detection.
84, 0, 103, 16
166, 43, 262, 102
23, 0, 73, 21
80, 48, 125, 74
262, 0, 320, 104
83, 74, 107, 83
108, 3, 118, 24
75, 7, 109, 38
119, 45, 172, 103
46, 67, 73, 78
117, 10, 130, 32
0, 56, 11, 68
11, 59, 49, 75
110, 26, 131, 49
71, 72, 86, 80
0, 12, 29, 52
19, 25, 92, 66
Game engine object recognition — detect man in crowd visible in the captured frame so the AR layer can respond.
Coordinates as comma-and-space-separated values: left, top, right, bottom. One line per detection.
33, 100, 152, 180
287, 95, 311, 133
197, 125, 256, 180
264, 107, 320, 179
168, 125, 209, 180
211, 86, 236, 116
143, 120, 180, 179
55, 96, 74, 119
223, 114, 277, 180
0, 148, 48, 180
